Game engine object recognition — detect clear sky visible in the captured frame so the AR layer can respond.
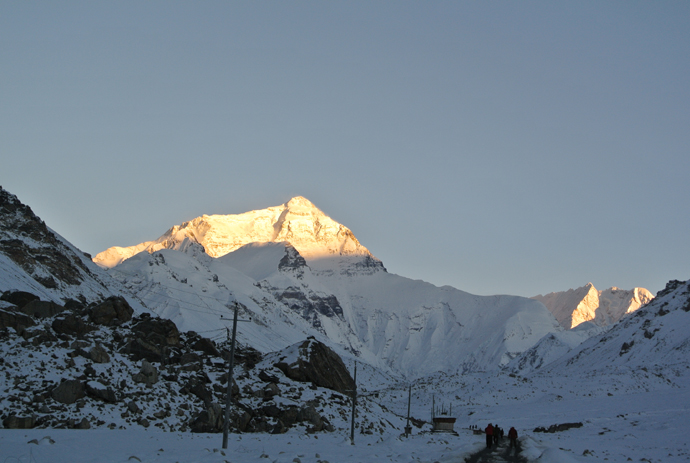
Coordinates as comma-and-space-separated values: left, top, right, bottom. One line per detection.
2, 1, 688, 297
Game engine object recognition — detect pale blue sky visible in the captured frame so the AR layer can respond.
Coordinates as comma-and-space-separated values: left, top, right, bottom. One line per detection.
2, 1, 688, 297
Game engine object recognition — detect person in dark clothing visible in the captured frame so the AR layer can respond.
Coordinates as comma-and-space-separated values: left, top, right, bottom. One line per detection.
493, 425, 500, 444
485, 423, 494, 448
508, 426, 518, 448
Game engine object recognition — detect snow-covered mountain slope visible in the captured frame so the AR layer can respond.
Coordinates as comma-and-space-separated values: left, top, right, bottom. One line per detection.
540, 279, 690, 377
94, 196, 383, 275
100, 197, 562, 378
507, 321, 606, 373
532, 282, 653, 329
0, 187, 146, 310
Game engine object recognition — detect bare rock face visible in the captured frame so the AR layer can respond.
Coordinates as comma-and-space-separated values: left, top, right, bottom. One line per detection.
274, 337, 354, 395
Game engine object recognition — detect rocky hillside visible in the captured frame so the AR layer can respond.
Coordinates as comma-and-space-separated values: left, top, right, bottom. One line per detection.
0, 187, 145, 310
532, 283, 654, 329
1, 288, 403, 434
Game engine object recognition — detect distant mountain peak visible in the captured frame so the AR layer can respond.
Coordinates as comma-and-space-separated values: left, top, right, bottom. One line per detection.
532, 283, 654, 329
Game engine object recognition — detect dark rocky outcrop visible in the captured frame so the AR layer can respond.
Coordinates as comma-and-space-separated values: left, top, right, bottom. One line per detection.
52, 313, 94, 336
3, 414, 36, 429
90, 296, 134, 326
274, 337, 354, 394
51, 379, 86, 404
120, 315, 181, 363
1, 290, 40, 308
85, 382, 118, 403
0, 307, 36, 332
19, 300, 66, 319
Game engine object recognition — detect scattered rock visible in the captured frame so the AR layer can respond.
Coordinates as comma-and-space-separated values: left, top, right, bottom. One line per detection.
534, 422, 583, 433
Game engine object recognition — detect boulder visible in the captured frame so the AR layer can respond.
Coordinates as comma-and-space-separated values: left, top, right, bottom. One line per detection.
132, 360, 158, 386
132, 318, 180, 347
183, 378, 213, 407
0, 290, 40, 308
89, 343, 110, 364
2, 414, 36, 429
52, 313, 94, 336
191, 337, 220, 357
75, 417, 91, 429
190, 403, 223, 433
51, 379, 85, 404
0, 308, 35, 332
19, 300, 65, 319
274, 338, 355, 394
85, 381, 117, 403
123, 317, 180, 363
90, 296, 134, 326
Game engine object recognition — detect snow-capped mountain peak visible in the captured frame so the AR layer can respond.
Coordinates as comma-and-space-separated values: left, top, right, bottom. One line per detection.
532, 282, 654, 329
94, 197, 382, 274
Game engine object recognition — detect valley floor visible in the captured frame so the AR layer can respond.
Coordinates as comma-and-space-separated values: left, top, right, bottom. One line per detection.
2, 382, 688, 463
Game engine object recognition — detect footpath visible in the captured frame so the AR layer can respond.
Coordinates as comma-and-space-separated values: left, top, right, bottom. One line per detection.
463, 438, 529, 463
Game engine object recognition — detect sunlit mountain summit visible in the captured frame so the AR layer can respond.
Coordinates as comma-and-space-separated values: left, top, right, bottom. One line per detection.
94, 196, 383, 274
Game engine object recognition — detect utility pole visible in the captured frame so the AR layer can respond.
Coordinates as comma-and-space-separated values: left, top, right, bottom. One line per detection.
405, 384, 412, 437
350, 362, 357, 445
220, 302, 251, 449
221, 303, 239, 449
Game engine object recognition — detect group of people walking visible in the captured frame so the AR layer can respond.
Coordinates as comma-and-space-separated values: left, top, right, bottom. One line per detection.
483, 423, 518, 449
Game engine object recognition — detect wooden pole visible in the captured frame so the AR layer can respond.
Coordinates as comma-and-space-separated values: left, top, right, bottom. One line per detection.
405, 384, 412, 437
350, 362, 357, 444
222, 303, 239, 449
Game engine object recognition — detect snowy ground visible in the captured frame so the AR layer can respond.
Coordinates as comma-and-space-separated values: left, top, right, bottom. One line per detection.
3, 373, 689, 463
